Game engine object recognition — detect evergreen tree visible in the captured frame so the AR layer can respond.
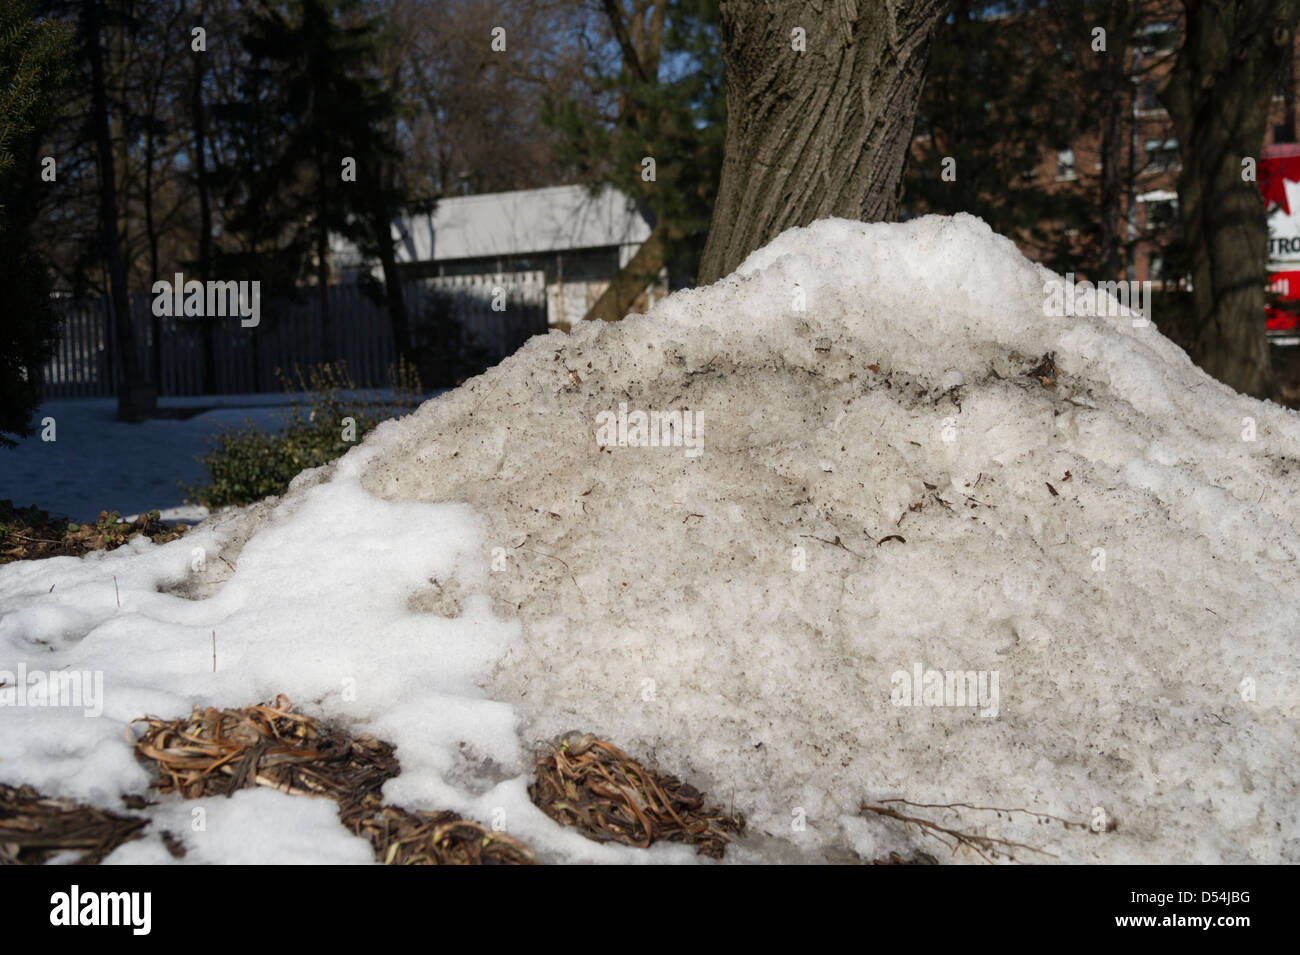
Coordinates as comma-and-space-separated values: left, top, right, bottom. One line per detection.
544, 0, 725, 292
0, 0, 69, 446
214, 0, 405, 331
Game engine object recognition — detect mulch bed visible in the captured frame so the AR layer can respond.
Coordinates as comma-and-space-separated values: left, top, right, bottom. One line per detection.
0, 783, 147, 865
131, 695, 537, 865
530, 733, 746, 858
132, 695, 399, 801
0, 500, 187, 564
341, 795, 537, 865
9, 699, 752, 864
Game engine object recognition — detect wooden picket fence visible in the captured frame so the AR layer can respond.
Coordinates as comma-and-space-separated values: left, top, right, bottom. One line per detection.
42, 272, 548, 398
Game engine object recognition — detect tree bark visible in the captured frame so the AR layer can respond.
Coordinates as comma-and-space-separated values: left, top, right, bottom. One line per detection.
144, 82, 161, 391
84, 0, 154, 421
576, 0, 668, 323
316, 158, 333, 360
697, 0, 947, 285
1097, 3, 1133, 280
1161, 0, 1300, 399
366, 170, 413, 363
583, 224, 665, 322
191, 2, 217, 394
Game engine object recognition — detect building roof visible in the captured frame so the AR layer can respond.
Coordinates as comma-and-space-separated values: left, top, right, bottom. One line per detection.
332, 184, 653, 269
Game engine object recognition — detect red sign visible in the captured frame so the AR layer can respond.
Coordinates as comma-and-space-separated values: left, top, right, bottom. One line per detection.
1262, 144, 1300, 340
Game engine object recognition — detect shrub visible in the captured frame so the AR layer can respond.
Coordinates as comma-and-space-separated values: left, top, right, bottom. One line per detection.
186, 360, 421, 509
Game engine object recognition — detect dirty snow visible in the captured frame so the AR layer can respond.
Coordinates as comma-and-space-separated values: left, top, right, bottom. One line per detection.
2, 213, 1297, 864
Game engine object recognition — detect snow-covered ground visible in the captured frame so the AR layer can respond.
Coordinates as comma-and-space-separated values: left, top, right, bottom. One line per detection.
1, 214, 1297, 864
0, 391, 410, 523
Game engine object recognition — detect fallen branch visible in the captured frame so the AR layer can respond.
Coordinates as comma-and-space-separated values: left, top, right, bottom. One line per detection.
860, 799, 1070, 864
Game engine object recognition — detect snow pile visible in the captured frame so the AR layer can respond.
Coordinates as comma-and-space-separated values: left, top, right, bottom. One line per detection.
3, 214, 1298, 864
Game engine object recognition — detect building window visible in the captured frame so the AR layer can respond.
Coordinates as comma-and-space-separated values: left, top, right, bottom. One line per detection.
1145, 198, 1178, 230
1148, 252, 1165, 280
1055, 149, 1077, 181
1139, 21, 1177, 54
1144, 138, 1179, 172
1140, 80, 1164, 113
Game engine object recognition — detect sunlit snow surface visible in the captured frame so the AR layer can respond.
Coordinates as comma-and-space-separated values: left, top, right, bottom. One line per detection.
3, 214, 1298, 864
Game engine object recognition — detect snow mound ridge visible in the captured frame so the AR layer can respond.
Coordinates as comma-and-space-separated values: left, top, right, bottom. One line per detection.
356, 213, 1300, 863
3, 214, 1297, 864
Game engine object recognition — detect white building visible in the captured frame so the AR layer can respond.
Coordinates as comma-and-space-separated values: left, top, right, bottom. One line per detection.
331, 184, 659, 327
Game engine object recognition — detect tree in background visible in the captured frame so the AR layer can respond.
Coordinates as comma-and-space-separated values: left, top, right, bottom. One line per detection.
1161, 0, 1300, 399
389, 0, 590, 200
697, 0, 948, 284
83, 0, 155, 420
544, 0, 725, 315
0, 0, 69, 445
213, 0, 409, 360
906, 1, 1099, 276
337, 11, 413, 363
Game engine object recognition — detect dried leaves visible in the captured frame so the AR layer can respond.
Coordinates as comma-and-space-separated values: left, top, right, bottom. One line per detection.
530, 733, 745, 858
341, 796, 536, 866
131, 695, 536, 865
0, 783, 147, 865
1023, 351, 1058, 388
131, 694, 397, 801
10, 693, 1063, 865
0, 500, 186, 564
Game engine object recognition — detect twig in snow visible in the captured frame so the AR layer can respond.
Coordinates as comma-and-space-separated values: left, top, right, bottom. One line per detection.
860, 800, 1061, 865
879, 798, 1090, 830
513, 540, 585, 601
799, 534, 866, 560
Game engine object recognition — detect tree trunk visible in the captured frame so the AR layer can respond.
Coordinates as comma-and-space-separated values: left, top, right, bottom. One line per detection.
367, 173, 413, 363
317, 207, 332, 360
317, 159, 332, 361
144, 110, 162, 392
1161, 0, 1300, 399
85, 0, 154, 421
697, 0, 947, 285
191, 4, 217, 395
1097, 3, 1132, 280
583, 224, 665, 322
144, 59, 164, 394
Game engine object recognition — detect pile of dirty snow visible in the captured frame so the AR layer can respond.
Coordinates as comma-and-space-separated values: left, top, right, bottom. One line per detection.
2, 214, 1297, 864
